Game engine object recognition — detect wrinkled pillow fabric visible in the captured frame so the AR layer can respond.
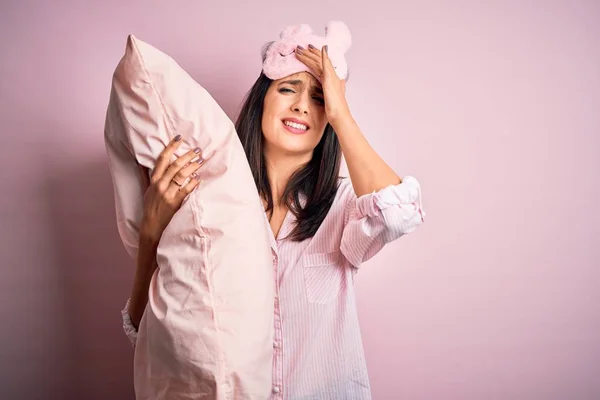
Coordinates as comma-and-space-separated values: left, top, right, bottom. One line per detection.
104, 34, 274, 399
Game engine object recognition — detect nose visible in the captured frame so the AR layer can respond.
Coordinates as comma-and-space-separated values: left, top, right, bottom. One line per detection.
292, 105, 308, 114
291, 92, 310, 115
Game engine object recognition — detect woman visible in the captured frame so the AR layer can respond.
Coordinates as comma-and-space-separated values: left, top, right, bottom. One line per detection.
121, 38, 425, 398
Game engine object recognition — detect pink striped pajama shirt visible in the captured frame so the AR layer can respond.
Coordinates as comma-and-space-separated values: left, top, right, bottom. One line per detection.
122, 175, 425, 399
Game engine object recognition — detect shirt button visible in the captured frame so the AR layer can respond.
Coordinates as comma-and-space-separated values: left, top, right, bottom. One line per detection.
272, 386, 281, 394
273, 341, 279, 348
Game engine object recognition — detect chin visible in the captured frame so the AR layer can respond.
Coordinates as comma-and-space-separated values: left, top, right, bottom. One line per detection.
278, 143, 313, 156
263, 123, 322, 158
265, 138, 312, 158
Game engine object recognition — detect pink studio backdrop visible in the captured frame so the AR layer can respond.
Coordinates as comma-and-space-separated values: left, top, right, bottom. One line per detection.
1, 1, 598, 399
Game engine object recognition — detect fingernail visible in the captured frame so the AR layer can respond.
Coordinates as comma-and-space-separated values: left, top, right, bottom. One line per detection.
324, 45, 328, 52
308, 44, 316, 49
174, 135, 182, 141
196, 157, 204, 164
194, 147, 201, 153
296, 45, 304, 51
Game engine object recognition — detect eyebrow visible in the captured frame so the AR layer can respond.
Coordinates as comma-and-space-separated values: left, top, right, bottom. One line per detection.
280, 79, 302, 86
279, 79, 323, 94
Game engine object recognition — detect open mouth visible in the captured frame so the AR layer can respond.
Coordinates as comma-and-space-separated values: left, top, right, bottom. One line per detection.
282, 119, 309, 134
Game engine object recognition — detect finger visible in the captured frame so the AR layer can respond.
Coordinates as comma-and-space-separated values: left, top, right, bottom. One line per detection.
304, 44, 323, 61
308, 44, 328, 66
165, 156, 204, 196
160, 146, 202, 186
295, 48, 323, 75
152, 135, 183, 182
177, 173, 201, 199
296, 47, 322, 65
320, 45, 335, 78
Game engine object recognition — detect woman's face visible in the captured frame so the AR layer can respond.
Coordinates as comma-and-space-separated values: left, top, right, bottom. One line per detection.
261, 72, 328, 159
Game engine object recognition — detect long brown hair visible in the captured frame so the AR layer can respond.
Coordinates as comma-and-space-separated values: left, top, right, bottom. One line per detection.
235, 72, 342, 241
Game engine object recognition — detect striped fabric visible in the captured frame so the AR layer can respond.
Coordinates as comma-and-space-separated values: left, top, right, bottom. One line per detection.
122, 175, 425, 399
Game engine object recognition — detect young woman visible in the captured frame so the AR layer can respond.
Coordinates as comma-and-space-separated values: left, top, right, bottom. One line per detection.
122, 39, 425, 399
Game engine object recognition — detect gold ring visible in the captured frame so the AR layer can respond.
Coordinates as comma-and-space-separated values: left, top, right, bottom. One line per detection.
172, 178, 184, 187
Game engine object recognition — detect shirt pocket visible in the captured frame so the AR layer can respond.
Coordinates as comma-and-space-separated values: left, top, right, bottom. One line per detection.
302, 250, 345, 305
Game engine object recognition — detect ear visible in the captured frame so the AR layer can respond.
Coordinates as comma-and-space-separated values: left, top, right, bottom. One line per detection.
325, 21, 351, 52
280, 24, 313, 39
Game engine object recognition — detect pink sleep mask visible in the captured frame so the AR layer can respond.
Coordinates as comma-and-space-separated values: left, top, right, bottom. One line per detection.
262, 20, 351, 82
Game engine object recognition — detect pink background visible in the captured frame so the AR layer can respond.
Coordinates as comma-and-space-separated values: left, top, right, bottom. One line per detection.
1, 1, 599, 399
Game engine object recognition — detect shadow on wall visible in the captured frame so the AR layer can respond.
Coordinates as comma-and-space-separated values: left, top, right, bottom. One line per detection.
44, 157, 135, 400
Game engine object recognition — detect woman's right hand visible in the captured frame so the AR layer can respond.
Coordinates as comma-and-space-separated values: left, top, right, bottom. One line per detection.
139, 134, 204, 243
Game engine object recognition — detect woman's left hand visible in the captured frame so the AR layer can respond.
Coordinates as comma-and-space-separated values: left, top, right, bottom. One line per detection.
295, 44, 350, 123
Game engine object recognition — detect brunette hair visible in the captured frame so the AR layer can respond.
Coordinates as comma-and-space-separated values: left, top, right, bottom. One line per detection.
234, 71, 342, 241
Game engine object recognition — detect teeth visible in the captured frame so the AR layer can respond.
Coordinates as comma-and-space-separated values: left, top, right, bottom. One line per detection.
284, 120, 308, 130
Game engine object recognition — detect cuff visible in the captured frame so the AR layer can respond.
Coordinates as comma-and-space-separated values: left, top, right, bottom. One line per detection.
356, 176, 425, 221
121, 298, 138, 348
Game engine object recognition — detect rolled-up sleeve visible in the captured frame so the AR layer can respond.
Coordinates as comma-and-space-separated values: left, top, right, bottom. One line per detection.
121, 298, 138, 348
340, 175, 425, 268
